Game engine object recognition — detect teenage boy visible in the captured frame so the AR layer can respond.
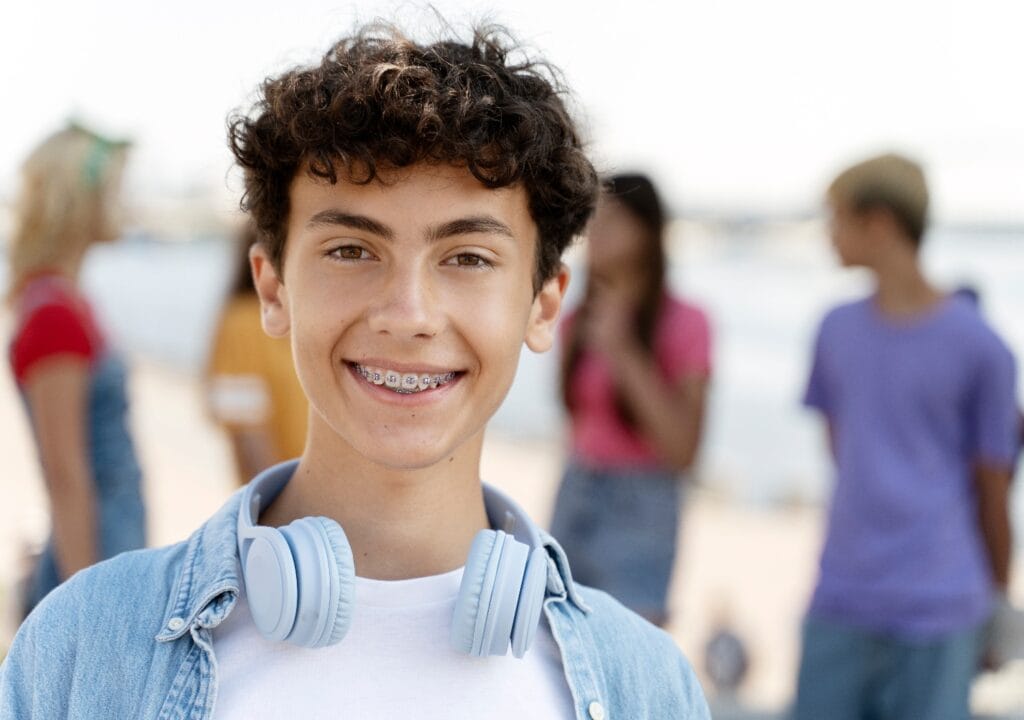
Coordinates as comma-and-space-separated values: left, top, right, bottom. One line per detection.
794, 153, 1020, 720
0, 24, 710, 719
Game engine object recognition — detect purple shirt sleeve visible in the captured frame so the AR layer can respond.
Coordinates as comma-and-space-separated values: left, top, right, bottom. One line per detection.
803, 320, 831, 414
970, 339, 1020, 468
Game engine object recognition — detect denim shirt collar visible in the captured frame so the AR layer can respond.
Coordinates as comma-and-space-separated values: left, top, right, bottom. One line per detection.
155, 485, 589, 643
155, 488, 246, 642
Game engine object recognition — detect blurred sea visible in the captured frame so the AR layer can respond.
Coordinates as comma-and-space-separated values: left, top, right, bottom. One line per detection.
1, 222, 1021, 512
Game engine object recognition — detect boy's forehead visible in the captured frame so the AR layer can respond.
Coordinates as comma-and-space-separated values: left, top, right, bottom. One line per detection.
288, 161, 535, 231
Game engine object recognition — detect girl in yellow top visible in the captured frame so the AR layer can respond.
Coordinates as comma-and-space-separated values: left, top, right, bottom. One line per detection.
206, 225, 307, 484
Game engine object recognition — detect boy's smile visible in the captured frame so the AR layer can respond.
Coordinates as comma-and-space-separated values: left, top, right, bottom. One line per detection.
251, 162, 567, 473
350, 361, 458, 394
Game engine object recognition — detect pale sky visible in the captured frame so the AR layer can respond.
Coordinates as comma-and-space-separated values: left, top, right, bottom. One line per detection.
2, 0, 1022, 224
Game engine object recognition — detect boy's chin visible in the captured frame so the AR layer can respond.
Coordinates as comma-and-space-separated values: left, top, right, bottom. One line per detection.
353, 438, 464, 472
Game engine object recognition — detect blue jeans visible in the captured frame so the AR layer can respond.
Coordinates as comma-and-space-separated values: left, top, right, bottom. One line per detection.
793, 615, 984, 720
549, 459, 682, 622
23, 354, 146, 614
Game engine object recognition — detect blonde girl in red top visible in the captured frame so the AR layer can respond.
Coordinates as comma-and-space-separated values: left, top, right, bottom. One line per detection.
7, 122, 146, 616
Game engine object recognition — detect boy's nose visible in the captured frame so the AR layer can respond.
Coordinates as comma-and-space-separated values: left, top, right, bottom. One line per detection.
366, 266, 443, 339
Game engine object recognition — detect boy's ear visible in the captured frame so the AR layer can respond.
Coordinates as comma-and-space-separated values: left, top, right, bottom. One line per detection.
249, 244, 291, 338
525, 264, 570, 353
865, 206, 909, 247
863, 206, 889, 235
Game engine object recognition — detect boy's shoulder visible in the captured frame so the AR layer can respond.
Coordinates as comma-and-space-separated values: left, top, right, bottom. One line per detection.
15, 536, 200, 657
550, 583, 710, 718
943, 296, 1014, 355
49, 486, 244, 626
0, 542, 191, 718
819, 296, 873, 330
1, 493, 244, 718
17, 542, 175, 630
570, 583, 680, 652
819, 294, 1005, 337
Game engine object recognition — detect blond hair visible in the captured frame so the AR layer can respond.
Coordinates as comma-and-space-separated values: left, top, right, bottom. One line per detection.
828, 153, 929, 245
7, 123, 130, 300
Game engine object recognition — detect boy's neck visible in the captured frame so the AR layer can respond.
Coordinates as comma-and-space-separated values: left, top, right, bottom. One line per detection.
869, 243, 942, 317
258, 421, 490, 581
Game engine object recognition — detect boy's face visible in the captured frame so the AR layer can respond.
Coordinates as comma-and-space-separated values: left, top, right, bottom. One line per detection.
251, 163, 567, 471
827, 197, 871, 267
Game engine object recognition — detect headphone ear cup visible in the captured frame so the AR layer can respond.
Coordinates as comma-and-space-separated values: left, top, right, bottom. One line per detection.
278, 517, 355, 648
243, 530, 299, 642
452, 530, 534, 657
312, 517, 356, 646
510, 546, 548, 658
479, 533, 528, 657
451, 530, 500, 656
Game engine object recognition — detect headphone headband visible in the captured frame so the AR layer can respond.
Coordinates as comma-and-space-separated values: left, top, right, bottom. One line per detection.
483, 479, 542, 550
237, 461, 292, 550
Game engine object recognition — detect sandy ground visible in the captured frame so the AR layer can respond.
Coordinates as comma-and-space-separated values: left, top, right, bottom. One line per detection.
3, 358, 1024, 716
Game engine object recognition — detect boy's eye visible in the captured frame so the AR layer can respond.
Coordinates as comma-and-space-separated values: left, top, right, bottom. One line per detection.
329, 245, 371, 260
446, 253, 492, 268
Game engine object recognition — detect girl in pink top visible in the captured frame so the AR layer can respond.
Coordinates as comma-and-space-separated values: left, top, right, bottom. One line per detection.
550, 173, 712, 626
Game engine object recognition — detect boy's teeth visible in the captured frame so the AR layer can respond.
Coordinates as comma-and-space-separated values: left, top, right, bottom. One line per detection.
357, 364, 454, 393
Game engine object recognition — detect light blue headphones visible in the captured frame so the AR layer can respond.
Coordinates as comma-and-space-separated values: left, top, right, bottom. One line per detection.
237, 461, 549, 658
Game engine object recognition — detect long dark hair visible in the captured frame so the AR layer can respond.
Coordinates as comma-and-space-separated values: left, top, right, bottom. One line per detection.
560, 173, 667, 429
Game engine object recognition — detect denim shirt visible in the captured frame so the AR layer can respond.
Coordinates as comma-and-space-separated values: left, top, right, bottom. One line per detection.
0, 487, 710, 719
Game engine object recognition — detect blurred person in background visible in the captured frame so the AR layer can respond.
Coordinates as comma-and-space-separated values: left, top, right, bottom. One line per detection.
795, 153, 1020, 720
205, 222, 307, 485
953, 284, 1024, 477
5, 122, 146, 617
552, 173, 712, 627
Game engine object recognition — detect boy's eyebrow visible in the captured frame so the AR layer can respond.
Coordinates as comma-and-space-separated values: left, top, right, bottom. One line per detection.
427, 216, 515, 242
306, 210, 515, 242
306, 210, 394, 240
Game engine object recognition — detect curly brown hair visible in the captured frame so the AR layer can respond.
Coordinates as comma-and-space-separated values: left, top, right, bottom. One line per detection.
228, 23, 598, 291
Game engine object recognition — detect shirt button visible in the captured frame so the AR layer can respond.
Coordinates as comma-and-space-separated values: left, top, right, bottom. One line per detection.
588, 701, 606, 720
167, 617, 185, 631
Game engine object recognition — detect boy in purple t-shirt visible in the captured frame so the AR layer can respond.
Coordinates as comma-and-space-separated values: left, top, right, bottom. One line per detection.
794, 154, 1020, 720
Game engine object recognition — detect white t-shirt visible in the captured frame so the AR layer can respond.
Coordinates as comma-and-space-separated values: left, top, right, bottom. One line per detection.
212, 568, 576, 719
